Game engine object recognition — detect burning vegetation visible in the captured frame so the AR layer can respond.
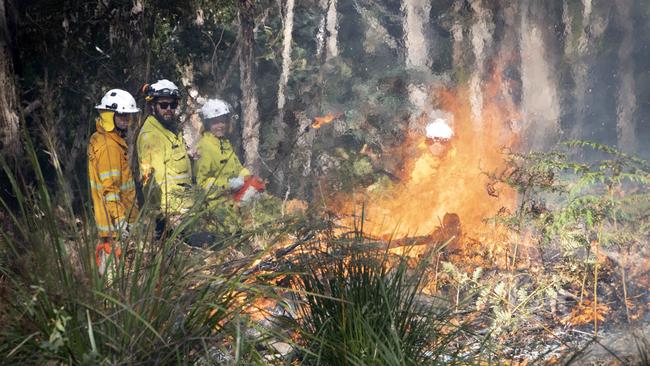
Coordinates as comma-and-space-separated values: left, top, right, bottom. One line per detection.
2, 1, 650, 365
336, 75, 519, 241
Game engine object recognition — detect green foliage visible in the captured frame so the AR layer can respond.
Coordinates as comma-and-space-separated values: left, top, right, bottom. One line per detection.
0, 134, 275, 365
492, 141, 649, 252
290, 242, 482, 365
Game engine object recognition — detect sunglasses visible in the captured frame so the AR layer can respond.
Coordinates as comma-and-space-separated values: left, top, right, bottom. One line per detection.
157, 101, 178, 110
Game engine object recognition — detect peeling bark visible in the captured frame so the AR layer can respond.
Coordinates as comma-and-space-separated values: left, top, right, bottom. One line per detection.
315, 0, 328, 61
402, 0, 430, 69
270, 0, 295, 188
289, 112, 316, 200
325, 0, 338, 60
238, 0, 261, 174
179, 64, 203, 158
277, 0, 295, 115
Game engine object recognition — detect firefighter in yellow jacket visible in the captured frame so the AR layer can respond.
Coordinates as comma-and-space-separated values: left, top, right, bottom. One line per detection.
195, 98, 258, 234
196, 98, 250, 194
88, 89, 140, 276
137, 79, 192, 232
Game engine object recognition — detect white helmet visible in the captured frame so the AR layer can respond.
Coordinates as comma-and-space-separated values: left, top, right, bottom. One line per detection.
95, 89, 140, 113
144, 79, 181, 101
199, 98, 232, 119
425, 118, 454, 140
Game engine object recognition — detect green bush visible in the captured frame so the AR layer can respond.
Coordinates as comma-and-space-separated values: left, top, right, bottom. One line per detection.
290, 240, 483, 366
0, 135, 269, 365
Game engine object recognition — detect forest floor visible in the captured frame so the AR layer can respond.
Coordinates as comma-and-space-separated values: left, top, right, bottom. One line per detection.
574, 324, 650, 365
218, 221, 650, 364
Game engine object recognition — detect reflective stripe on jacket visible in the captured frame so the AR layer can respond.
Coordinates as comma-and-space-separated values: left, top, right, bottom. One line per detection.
195, 133, 249, 196
88, 118, 137, 237
137, 115, 192, 214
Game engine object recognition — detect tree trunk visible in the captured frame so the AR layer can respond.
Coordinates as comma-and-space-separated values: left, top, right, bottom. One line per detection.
564, 0, 592, 140
402, 0, 431, 130
315, 0, 328, 61
402, 0, 430, 69
325, 0, 338, 60
0, 0, 21, 158
238, 0, 261, 174
615, 0, 637, 152
270, 0, 295, 188
289, 112, 316, 200
277, 0, 295, 117
468, 0, 494, 132
450, 0, 465, 71
519, 0, 561, 150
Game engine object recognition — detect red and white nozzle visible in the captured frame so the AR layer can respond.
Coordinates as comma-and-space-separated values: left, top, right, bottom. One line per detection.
233, 176, 266, 203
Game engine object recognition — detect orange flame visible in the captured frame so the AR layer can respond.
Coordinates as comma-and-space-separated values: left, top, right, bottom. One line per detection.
334, 66, 520, 240
311, 112, 342, 129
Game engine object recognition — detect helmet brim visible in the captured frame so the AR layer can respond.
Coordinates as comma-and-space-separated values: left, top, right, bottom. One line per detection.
95, 105, 140, 113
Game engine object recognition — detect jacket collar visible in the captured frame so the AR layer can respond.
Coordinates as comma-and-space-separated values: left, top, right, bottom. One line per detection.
202, 132, 227, 143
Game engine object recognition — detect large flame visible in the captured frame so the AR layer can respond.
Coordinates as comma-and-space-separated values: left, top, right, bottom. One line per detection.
336, 70, 520, 240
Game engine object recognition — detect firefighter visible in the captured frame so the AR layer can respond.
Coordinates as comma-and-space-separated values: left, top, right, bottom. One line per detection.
424, 117, 454, 157
195, 97, 264, 234
410, 117, 456, 185
137, 79, 192, 234
88, 89, 140, 276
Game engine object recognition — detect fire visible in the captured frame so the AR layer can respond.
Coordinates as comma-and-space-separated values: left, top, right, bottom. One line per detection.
335, 70, 520, 240
311, 112, 342, 129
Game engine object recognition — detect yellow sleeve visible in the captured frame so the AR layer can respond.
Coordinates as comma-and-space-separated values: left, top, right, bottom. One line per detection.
137, 131, 170, 206
95, 145, 127, 224
224, 141, 249, 178
195, 144, 217, 191
140, 131, 174, 186
138, 131, 163, 183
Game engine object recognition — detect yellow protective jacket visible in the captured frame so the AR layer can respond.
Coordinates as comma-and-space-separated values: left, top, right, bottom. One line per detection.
137, 115, 192, 214
88, 113, 138, 237
195, 133, 249, 195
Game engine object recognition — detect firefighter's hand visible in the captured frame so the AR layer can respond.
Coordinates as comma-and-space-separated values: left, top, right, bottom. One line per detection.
188, 146, 201, 160
228, 176, 245, 191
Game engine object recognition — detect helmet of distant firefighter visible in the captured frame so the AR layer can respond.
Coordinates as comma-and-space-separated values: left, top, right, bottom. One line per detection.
425, 117, 454, 156
200, 98, 232, 120
425, 118, 454, 142
94, 89, 139, 132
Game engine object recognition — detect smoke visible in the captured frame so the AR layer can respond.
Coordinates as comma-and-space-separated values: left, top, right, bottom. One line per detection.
304, 0, 650, 162
468, 0, 494, 132
519, 1, 561, 151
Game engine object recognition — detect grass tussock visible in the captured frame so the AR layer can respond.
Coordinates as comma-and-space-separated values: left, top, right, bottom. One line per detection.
0, 133, 479, 365
289, 240, 486, 365
0, 134, 279, 364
